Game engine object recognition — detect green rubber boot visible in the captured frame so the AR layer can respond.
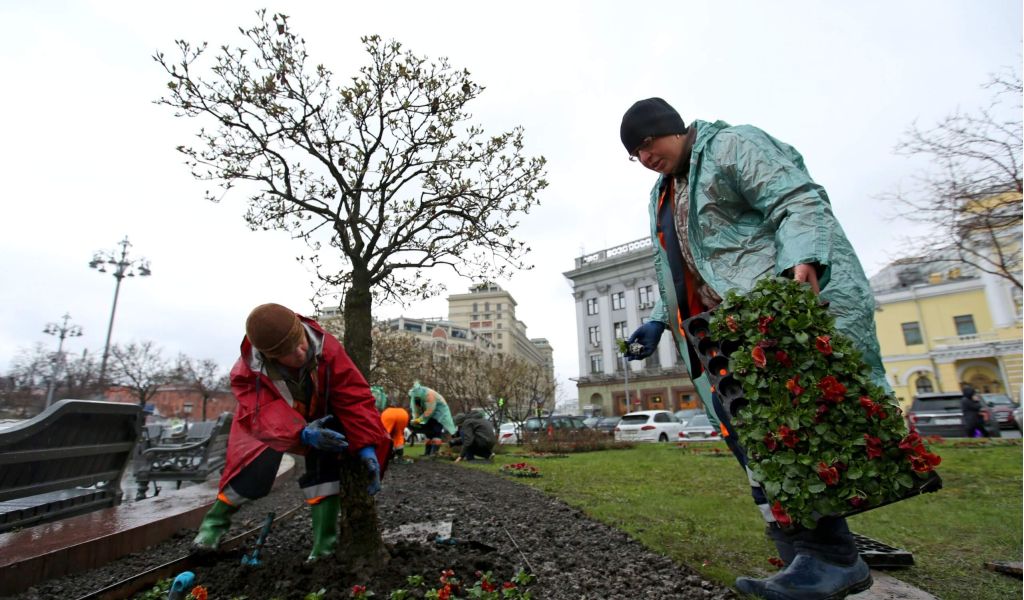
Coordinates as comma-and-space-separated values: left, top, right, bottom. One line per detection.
192, 499, 239, 551
307, 495, 341, 561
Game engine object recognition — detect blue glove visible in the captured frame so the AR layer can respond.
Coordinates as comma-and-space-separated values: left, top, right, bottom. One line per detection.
300, 415, 348, 452
625, 321, 666, 360
358, 446, 382, 496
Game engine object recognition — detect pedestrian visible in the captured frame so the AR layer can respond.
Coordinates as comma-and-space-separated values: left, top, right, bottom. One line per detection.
451, 411, 497, 462
373, 385, 412, 463
408, 382, 456, 456
619, 98, 882, 599
191, 303, 390, 561
960, 383, 986, 438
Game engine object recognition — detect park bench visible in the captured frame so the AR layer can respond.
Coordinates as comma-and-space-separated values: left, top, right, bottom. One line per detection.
132, 412, 232, 500
0, 399, 142, 533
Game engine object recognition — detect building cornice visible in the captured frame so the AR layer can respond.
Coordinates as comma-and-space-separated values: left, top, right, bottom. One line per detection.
875, 278, 985, 303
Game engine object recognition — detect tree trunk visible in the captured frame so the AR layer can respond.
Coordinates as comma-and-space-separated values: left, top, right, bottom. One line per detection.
337, 265, 387, 572
336, 453, 389, 573
343, 265, 373, 378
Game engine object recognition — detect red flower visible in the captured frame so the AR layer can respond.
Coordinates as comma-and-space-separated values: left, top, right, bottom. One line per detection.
774, 350, 793, 368
350, 585, 366, 598
503, 582, 517, 590
814, 403, 830, 422
751, 346, 767, 368
859, 396, 888, 420
785, 375, 805, 397
771, 501, 792, 527
763, 432, 778, 451
848, 496, 867, 508
778, 425, 799, 448
440, 568, 455, 582
815, 335, 833, 355
438, 584, 452, 600
190, 587, 208, 600
817, 375, 847, 403
899, 433, 922, 453
864, 434, 883, 459
481, 579, 497, 593
768, 557, 786, 568
817, 462, 840, 485
726, 314, 739, 332
909, 451, 942, 473
758, 315, 775, 334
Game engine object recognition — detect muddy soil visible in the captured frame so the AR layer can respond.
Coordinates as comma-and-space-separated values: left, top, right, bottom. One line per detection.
10, 458, 737, 600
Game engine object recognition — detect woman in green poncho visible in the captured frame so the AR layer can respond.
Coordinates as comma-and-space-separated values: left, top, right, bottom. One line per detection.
408, 381, 456, 456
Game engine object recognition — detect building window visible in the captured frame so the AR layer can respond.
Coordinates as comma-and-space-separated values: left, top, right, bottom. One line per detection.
589, 354, 603, 374
611, 291, 625, 310
613, 321, 628, 343
403, 323, 422, 332
473, 302, 477, 313
586, 297, 599, 315
638, 285, 654, 308
497, 343, 503, 349
485, 301, 490, 311
497, 333, 502, 339
497, 323, 502, 329
497, 303, 503, 310
915, 376, 934, 394
901, 322, 923, 345
954, 315, 977, 336
588, 325, 601, 347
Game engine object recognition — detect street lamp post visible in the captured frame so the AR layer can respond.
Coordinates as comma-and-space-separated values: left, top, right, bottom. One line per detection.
90, 236, 151, 394
43, 313, 83, 408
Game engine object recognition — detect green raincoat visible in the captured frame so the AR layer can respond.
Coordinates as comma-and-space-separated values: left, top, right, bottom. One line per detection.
408, 383, 457, 435
647, 120, 888, 420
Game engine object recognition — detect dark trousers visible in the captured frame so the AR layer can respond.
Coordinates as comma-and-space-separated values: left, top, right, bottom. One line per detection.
226, 446, 342, 504
460, 441, 494, 460
710, 394, 859, 565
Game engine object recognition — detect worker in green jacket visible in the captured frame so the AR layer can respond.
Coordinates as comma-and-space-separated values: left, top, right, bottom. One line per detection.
620, 97, 880, 600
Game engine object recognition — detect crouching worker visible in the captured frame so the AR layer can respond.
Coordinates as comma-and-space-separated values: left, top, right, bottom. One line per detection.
192, 303, 391, 561
451, 411, 496, 462
408, 382, 456, 456
373, 385, 411, 463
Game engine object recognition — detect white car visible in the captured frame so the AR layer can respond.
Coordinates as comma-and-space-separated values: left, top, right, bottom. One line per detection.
614, 410, 683, 443
498, 422, 521, 445
677, 413, 720, 442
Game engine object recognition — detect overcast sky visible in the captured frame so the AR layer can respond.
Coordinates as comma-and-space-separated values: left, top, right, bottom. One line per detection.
1, 1, 1020, 407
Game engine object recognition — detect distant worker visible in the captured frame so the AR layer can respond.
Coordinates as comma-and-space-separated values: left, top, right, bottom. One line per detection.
960, 384, 986, 438
191, 303, 390, 561
373, 385, 411, 463
451, 411, 497, 462
408, 382, 456, 456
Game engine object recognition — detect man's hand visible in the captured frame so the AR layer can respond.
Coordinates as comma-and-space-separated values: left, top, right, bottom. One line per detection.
358, 446, 382, 496
300, 415, 348, 452
793, 263, 820, 295
411, 417, 424, 426
625, 321, 666, 360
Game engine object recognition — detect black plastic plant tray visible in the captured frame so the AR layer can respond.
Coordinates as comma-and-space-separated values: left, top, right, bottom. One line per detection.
680, 309, 943, 523
852, 532, 915, 568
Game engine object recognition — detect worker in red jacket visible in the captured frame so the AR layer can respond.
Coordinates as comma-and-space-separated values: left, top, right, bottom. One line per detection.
192, 303, 390, 561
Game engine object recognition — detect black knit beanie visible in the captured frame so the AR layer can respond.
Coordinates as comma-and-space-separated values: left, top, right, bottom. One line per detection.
619, 97, 687, 155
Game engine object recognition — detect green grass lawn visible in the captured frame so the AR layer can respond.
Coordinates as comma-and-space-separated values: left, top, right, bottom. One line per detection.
466, 439, 1022, 600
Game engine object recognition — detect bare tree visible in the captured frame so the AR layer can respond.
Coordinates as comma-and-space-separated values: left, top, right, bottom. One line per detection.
61, 349, 103, 400
170, 354, 227, 420
886, 67, 1022, 288
108, 341, 170, 407
155, 11, 547, 378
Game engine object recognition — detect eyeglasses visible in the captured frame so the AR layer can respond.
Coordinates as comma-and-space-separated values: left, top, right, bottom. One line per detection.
628, 136, 655, 162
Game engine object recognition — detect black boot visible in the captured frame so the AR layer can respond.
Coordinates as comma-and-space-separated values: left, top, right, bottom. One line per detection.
735, 554, 872, 599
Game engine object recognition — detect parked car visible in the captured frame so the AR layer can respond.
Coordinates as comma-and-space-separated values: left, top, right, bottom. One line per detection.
592, 416, 621, 435
979, 393, 1020, 430
677, 413, 719, 441
498, 421, 521, 445
583, 416, 601, 429
907, 392, 1001, 438
614, 410, 683, 443
522, 414, 590, 440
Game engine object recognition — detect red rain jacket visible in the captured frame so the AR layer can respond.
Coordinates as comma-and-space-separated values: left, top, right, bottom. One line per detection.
218, 316, 391, 491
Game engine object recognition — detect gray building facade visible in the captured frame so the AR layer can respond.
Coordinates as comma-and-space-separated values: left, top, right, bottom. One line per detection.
564, 238, 699, 416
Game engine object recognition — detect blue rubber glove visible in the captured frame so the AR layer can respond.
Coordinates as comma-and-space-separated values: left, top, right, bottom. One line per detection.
300, 415, 349, 452
624, 321, 666, 360
358, 446, 382, 496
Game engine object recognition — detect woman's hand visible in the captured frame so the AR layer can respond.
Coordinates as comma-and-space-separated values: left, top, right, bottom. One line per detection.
793, 263, 820, 295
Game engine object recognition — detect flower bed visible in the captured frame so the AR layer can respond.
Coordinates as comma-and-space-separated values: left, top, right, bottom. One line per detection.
689, 277, 941, 528
499, 462, 542, 478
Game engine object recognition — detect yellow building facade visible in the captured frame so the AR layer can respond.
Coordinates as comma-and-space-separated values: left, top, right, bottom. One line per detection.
873, 273, 1022, 409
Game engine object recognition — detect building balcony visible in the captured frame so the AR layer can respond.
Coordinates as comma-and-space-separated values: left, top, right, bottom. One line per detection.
932, 332, 1002, 347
